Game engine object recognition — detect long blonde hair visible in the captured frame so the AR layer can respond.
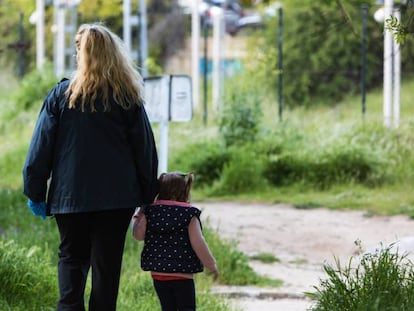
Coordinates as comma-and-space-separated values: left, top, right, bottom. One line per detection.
66, 23, 143, 111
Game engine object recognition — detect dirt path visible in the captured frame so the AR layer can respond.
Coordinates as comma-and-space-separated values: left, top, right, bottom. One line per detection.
197, 202, 414, 311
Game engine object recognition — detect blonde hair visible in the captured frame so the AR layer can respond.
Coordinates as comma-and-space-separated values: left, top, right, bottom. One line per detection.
157, 172, 194, 203
66, 23, 143, 111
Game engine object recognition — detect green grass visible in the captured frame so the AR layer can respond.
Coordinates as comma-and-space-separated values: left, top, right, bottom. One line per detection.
249, 252, 281, 264
308, 243, 414, 310
0, 240, 57, 311
205, 183, 414, 217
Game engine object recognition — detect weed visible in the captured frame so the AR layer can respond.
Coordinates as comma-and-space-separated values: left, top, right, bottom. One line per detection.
308, 242, 414, 310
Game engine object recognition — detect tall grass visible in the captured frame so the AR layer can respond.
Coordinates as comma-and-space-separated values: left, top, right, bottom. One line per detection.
0, 240, 57, 311
308, 243, 414, 310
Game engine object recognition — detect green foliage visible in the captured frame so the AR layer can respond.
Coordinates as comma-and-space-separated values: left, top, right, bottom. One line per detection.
169, 141, 230, 187
1, 0, 186, 81
0, 240, 57, 311
78, 1, 123, 31
260, 122, 403, 189
117, 272, 161, 310
211, 145, 268, 194
0, 188, 60, 262
219, 75, 262, 147
263, 144, 382, 189
0, 0, 36, 73
250, 252, 281, 264
385, 5, 414, 44
0, 143, 28, 188
146, 57, 164, 76
172, 116, 414, 194
9, 64, 57, 116
309, 242, 414, 310
257, 0, 414, 107
0, 188, 26, 230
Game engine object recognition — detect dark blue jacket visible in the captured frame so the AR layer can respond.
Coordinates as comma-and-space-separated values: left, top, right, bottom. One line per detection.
23, 79, 159, 215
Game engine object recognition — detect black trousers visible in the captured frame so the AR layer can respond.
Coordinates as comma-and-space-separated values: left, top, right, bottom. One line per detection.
153, 279, 196, 311
55, 208, 134, 311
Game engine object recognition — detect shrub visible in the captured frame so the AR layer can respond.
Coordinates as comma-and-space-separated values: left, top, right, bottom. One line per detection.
219, 101, 261, 147
212, 145, 268, 194
219, 74, 262, 147
308, 243, 414, 310
9, 64, 57, 115
169, 141, 230, 187
261, 122, 389, 189
263, 145, 383, 189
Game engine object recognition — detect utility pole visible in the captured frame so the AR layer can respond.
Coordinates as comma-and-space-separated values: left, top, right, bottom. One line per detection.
53, 0, 79, 77
123, 0, 148, 77
392, 9, 401, 128
139, 0, 148, 77
211, 6, 224, 114
36, 0, 45, 69
191, 0, 201, 109
374, 0, 401, 128
380, 0, 401, 128
202, 15, 208, 125
383, 0, 393, 128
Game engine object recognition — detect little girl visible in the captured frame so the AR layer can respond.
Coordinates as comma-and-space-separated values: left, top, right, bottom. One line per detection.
132, 172, 219, 311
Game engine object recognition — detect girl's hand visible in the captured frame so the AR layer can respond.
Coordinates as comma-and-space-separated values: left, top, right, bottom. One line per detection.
210, 268, 219, 281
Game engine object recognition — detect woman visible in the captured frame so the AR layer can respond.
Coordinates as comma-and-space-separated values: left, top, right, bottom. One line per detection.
23, 23, 158, 311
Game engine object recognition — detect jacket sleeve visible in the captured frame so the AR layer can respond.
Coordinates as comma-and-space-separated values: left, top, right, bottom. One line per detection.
22, 86, 60, 202
128, 104, 159, 204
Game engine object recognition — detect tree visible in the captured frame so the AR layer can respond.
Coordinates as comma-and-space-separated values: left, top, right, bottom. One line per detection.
251, 0, 414, 107
385, 1, 414, 43
0, 0, 188, 77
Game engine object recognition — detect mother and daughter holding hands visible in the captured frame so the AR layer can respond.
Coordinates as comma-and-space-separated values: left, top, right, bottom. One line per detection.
23, 22, 218, 311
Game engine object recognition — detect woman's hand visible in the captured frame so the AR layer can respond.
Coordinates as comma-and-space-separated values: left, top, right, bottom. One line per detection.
27, 199, 47, 220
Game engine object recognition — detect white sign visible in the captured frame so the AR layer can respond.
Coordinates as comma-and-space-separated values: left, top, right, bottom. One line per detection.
144, 75, 192, 123
143, 76, 169, 122
143, 75, 193, 175
170, 75, 192, 121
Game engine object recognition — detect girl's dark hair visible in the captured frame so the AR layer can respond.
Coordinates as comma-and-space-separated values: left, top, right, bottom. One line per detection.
157, 172, 194, 202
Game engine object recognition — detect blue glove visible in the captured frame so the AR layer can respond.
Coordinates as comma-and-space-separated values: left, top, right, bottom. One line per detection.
27, 199, 47, 220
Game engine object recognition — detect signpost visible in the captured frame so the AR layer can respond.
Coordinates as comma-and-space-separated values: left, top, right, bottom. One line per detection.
374, 0, 401, 128
144, 75, 193, 175
123, 0, 148, 77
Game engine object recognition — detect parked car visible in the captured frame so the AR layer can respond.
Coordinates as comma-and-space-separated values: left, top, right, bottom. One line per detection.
179, 0, 263, 36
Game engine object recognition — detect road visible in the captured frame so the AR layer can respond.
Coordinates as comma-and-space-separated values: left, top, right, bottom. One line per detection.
198, 201, 414, 311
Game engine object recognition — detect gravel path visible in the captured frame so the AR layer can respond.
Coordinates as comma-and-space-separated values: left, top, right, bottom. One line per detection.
197, 202, 414, 311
